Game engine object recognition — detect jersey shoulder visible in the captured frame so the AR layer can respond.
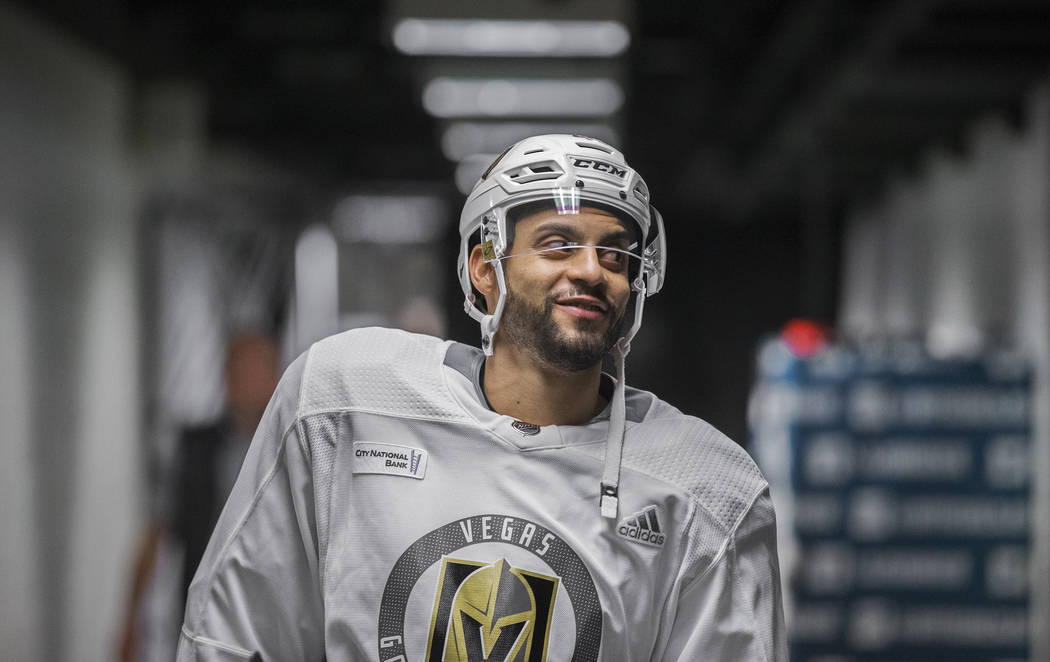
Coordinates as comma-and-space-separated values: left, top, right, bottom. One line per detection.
298, 327, 471, 423
622, 391, 768, 534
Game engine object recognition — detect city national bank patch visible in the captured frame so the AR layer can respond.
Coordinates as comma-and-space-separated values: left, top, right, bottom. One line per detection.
352, 442, 427, 479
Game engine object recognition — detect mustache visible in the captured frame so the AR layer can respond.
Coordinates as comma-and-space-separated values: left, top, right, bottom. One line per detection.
547, 287, 612, 308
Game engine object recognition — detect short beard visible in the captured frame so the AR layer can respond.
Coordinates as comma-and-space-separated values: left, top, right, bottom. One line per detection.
498, 284, 626, 372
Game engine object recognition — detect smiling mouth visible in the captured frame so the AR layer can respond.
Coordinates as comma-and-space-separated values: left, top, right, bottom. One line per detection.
553, 296, 610, 321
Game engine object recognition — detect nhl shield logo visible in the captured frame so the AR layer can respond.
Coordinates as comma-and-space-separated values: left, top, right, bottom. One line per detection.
425, 558, 558, 662
511, 420, 541, 436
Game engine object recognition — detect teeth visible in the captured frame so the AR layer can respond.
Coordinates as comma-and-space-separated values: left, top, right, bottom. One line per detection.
561, 299, 603, 312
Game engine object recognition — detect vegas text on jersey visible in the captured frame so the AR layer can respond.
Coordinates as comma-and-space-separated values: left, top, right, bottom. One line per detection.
378, 514, 602, 662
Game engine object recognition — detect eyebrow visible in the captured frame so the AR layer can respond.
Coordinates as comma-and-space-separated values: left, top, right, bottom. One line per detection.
532, 222, 634, 246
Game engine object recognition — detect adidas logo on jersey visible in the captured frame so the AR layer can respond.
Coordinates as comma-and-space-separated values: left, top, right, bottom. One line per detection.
617, 505, 665, 547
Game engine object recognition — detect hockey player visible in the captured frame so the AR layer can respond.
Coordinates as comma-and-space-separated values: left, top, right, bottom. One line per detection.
177, 135, 786, 661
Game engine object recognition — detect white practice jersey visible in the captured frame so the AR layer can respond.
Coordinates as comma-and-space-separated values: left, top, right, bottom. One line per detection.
177, 328, 786, 662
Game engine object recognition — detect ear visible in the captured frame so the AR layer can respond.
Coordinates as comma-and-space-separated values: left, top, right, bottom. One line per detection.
468, 243, 498, 313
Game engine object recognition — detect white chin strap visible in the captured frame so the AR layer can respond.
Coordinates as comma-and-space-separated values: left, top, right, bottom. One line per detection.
478, 254, 509, 356
478, 242, 648, 519
599, 280, 647, 519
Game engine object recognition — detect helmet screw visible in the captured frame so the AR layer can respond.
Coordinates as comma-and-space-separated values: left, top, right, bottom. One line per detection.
575, 179, 584, 188
618, 190, 627, 200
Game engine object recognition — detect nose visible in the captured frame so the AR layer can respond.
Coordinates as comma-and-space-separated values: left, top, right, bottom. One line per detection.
564, 246, 605, 285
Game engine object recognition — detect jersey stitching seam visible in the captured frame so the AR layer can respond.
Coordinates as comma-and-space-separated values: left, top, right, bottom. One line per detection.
297, 348, 328, 601
728, 488, 774, 662
299, 405, 472, 424
650, 497, 701, 661
730, 531, 772, 662
297, 407, 551, 454
180, 626, 255, 657
689, 484, 768, 586
514, 438, 608, 451
297, 345, 313, 422
298, 410, 330, 607
190, 418, 298, 639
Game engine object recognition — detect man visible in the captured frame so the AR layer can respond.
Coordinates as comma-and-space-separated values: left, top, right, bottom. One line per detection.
177, 135, 786, 661
119, 332, 280, 662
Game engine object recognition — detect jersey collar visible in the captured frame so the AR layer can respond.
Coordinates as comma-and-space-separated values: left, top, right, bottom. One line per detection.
442, 342, 651, 450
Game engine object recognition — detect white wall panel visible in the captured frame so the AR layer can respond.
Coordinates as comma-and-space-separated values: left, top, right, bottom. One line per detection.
0, 4, 140, 660
0, 207, 40, 662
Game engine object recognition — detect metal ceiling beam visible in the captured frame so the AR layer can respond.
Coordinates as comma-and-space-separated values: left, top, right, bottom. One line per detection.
905, 23, 1050, 51
746, 0, 945, 200
851, 64, 1048, 103
727, 0, 838, 144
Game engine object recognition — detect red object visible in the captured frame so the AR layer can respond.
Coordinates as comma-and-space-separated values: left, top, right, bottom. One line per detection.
781, 319, 829, 357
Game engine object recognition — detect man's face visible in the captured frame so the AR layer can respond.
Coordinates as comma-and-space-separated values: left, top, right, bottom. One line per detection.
225, 335, 280, 428
497, 206, 634, 371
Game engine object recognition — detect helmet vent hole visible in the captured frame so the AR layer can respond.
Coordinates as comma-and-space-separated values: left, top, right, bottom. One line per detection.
633, 183, 650, 202
523, 148, 546, 155
503, 161, 563, 184
575, 141, 613, 154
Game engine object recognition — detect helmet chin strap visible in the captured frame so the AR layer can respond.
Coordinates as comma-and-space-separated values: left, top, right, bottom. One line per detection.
479, 254, 509, 357
599, 280, 647, 519
480, 241, 648, 520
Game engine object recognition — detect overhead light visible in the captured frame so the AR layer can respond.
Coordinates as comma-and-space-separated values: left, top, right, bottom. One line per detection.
332, 194, 448, 243
422, 77, 623, 118
441, 121, 620, 161
392, 19, 630, 58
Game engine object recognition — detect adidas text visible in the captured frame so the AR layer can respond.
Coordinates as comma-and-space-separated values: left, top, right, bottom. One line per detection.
616, 505, 666, 547
617, 525, 665, 546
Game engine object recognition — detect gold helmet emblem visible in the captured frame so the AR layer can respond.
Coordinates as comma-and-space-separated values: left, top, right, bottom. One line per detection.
427, 558, 558, 662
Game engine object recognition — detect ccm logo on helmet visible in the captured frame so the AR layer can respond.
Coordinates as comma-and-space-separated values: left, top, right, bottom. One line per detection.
571, 157, 628, 179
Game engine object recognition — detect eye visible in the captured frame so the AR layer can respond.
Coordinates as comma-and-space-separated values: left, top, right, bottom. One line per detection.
597, 247, 629, 272
538, 238, 578, 256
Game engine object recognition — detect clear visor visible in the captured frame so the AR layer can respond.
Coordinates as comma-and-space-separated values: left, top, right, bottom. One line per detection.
484, 243, 642, 276
551, 187, 583, 215
476, 187, 656, 286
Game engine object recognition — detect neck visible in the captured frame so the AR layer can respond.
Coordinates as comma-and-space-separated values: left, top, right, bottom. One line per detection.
482, 340, 606, 426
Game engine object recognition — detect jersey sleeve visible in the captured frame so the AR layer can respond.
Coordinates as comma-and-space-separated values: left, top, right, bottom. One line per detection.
658, 488, 788, 662
176, 352, 325, 662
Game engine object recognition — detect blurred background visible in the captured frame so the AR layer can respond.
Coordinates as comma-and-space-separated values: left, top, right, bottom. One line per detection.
0, 0, 1048, 660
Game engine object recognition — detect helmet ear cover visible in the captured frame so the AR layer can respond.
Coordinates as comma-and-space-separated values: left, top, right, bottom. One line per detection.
642, 205, 667, 295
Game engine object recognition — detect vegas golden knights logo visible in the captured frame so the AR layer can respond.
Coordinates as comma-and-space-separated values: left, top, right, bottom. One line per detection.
426, 558, 558, 662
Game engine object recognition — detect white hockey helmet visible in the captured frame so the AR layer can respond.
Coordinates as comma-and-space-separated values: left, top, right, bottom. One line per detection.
457, 133, 666, 355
